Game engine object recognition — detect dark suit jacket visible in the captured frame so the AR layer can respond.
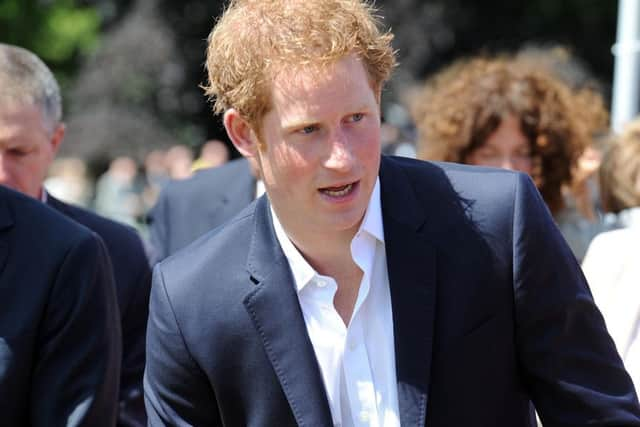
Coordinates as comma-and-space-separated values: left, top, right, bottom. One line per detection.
47, 195, 151, 426
145, 156, 640, 426
147, 157, 255, 264
0, 185, 121, 426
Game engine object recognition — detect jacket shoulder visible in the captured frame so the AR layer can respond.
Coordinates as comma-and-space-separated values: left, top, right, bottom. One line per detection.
52, 198, 146, 256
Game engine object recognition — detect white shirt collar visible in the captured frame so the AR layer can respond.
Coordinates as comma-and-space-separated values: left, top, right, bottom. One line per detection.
270, 177, 384, 293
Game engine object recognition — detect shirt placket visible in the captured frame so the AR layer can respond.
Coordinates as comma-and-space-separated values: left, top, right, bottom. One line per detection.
343, 316, 380, 426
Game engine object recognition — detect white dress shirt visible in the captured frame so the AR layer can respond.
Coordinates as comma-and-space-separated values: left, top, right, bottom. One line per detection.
271, 178, 400, 427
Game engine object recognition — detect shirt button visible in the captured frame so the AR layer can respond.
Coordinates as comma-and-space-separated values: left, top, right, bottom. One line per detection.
316, 278, 327, 288
349, 340, 358, 351
359, 411, 370, 422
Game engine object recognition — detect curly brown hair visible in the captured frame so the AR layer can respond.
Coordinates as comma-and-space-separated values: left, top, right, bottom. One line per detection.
203, 0, 396, 130
412, 55, 608, 215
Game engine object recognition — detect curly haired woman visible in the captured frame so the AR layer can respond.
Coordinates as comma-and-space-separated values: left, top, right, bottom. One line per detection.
412, 54, 609, 259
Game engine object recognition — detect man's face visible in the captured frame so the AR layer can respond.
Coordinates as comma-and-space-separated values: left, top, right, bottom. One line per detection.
0, 103, 61, 199
255, 54, 382, 241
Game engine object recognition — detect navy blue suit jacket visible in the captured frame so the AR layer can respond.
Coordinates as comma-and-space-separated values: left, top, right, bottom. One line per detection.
0, 185, 121, 426
147, 158, 255, 264
47, 195, 151, 426
145, 156, 640, 426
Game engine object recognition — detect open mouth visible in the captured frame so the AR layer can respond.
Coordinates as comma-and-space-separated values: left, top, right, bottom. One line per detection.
319, 182, 357, 198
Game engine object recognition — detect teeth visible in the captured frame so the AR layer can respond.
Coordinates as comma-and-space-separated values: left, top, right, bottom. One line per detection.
323, 183, 353, 197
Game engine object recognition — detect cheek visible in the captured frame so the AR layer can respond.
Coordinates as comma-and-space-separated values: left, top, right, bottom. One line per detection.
262, 146, 312, 185
354, 127, 381, 159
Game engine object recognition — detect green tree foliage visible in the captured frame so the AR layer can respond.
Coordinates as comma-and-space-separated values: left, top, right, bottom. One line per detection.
0, 0, 101, 85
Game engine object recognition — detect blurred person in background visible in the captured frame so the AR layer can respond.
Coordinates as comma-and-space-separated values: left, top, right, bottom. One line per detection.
0, 43, 150, 426
582, 119, 640, 391
191, 138, 230, 172
165, 143, 193, 180
147, 154, 260, 264
140, 148, 169, 213
412, 54, 609, 260
44, 156, 93, 207
95, 155, 145, 229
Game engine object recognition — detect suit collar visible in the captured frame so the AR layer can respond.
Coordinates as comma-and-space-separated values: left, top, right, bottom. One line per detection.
45, 193, 68, 213
0, 188, 16, 278
243, 196, 334, 427
379, 156, 437, 427
0, 189, 14, 231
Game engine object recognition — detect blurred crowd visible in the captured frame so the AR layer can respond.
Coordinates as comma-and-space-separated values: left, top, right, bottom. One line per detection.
44, 139, 230, 234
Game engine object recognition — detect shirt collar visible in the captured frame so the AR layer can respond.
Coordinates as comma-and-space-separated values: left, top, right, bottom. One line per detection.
359, 177, 384, 244
270, 177, 383, 293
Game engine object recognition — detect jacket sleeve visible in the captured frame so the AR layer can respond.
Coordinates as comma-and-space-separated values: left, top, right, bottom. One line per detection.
511, 173, 640, 425
144, 265, 220, 426
31, 232, 122, 427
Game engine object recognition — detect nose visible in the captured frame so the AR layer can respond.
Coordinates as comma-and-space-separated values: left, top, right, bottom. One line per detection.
324, 130, 355, 172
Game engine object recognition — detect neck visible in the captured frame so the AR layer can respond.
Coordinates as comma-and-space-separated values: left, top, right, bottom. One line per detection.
288, 226, 357, 278
288, 227, 363, 326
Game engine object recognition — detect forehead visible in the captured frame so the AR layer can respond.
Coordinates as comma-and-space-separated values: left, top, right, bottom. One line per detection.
268, 55, 376, 115
0, 102, 47, 141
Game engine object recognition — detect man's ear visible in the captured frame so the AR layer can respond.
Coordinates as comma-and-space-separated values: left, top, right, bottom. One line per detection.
50, 122, 65, 155
224, 109, 259, 158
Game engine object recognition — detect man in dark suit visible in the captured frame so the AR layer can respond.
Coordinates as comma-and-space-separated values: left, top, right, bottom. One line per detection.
145, 1, 640, 425
0, 43, 151, 426
147, 157, 256, 264
0, 185, 121, 425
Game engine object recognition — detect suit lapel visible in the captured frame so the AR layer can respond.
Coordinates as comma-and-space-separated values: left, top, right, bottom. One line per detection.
380, 157, 438, 427
243, 197, 333, 427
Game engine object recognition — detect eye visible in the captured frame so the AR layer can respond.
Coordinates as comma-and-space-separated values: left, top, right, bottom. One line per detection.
299, 125, 318, 135
350, 113, 364, 122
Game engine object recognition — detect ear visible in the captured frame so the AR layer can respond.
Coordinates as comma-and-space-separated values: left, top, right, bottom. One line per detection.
224, 109, 259, 158
50, 122, 65, 155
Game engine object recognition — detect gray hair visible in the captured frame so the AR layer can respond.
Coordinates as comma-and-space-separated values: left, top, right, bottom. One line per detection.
0, 43, 62, 132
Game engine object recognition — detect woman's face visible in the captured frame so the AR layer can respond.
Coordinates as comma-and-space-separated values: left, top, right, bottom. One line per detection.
465, 114, 533, 175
